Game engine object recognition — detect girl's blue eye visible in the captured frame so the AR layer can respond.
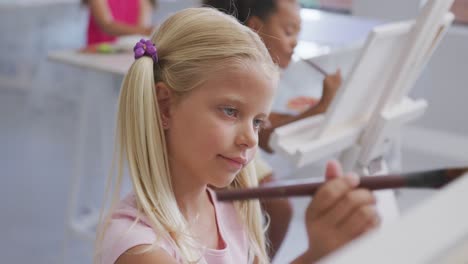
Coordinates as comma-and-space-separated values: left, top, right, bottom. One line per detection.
222, 107, 238, 117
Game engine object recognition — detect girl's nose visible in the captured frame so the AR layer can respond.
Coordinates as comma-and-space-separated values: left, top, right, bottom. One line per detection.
236, 122, 257, 149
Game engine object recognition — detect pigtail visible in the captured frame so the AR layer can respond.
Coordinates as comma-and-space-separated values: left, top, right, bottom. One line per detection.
120, 57, 205, 262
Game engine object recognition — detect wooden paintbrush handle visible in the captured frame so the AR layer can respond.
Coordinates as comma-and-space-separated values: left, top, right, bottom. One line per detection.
215, 167, 468, 202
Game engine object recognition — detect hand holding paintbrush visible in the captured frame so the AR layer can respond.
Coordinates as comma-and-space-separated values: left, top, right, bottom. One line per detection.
277, 160, 381, 263
216, 162, 467, 262
293, 54, 342, 114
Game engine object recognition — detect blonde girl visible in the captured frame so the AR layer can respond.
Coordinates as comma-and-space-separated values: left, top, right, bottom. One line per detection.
95, 7, 379, 264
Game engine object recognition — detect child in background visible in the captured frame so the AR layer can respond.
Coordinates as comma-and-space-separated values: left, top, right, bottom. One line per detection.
82, 0, 157, 46
95, 7, 379, 264
203, 0, 342, 152
203, 0, 342, 257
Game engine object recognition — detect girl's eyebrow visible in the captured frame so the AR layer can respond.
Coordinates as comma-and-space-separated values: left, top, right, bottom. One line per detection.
217, 95, 247, 106
217, 95, 269, 117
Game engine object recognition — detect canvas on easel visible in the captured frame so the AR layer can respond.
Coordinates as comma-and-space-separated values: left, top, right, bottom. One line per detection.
270, 0, 455, 169
269, 0, 455, 225
356, 0, 456, 167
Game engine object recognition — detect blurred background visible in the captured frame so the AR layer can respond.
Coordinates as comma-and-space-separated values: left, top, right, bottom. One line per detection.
1, 0, 467, 263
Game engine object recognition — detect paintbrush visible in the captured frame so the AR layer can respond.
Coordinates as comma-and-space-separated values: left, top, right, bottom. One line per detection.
215, 167, 468, 201
296, 55, 329, 77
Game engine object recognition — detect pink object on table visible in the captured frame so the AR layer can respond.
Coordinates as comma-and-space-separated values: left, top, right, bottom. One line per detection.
86, 0, 140, 45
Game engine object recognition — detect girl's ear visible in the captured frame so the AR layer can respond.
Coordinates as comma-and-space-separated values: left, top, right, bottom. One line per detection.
155, 82, 172, 129
246, 16, 264, 33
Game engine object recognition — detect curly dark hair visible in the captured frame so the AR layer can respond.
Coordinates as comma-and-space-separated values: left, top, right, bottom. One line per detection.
202, 0, 278, 24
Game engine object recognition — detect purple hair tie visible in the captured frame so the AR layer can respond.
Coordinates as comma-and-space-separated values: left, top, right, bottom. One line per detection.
134, 39, 158, 63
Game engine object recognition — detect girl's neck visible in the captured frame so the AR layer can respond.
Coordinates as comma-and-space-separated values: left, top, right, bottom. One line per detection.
170, 171, 221, 249
171, 173, 211, 220
178, 188, 211, 220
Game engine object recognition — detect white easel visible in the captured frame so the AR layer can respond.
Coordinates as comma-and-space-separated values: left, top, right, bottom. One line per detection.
270, 0, 455, 224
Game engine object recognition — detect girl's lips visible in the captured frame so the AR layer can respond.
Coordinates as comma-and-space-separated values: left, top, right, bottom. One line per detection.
226, 156, 247, 165
219, 155, 247, 170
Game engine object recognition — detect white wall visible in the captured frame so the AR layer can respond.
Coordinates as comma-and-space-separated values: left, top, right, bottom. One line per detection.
352, 0, 422, 21
411, 25, 468, 136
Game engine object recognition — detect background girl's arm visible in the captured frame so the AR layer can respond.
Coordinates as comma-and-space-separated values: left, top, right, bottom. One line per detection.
115, 244, 179, 264
88, 0, 153, 37
259, 71, 342, 153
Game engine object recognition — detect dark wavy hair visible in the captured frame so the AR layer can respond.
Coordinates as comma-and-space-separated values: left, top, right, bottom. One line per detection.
202, 0, 277, 24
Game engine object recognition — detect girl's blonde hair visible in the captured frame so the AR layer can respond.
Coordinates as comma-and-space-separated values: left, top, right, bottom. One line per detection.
95, 7, 279, 264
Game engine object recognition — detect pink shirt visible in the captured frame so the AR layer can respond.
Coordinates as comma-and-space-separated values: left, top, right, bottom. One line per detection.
100, 189, 249, 263
86, 0, 140, 45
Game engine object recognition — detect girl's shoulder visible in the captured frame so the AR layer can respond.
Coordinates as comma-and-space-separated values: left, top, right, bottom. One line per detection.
99, 194, 177, 264
100, 191, 249, 264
